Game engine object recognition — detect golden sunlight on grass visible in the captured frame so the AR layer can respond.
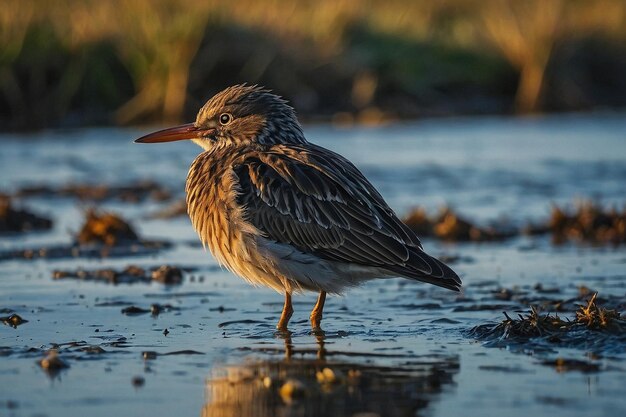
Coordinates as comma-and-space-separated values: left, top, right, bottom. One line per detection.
1, 0, 625, 127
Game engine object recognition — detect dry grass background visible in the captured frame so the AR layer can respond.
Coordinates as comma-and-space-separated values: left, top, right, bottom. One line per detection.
1, 0, 625, 129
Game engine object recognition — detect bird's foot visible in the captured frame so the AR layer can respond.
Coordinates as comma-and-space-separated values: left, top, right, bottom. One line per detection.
309, 325, 325, 338
274, 327, 292, 338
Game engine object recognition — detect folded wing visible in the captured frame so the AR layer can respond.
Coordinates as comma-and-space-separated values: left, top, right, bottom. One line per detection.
233, 144, 461, 291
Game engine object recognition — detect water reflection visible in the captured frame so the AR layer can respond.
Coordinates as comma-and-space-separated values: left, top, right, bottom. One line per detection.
202, 335, 459, 417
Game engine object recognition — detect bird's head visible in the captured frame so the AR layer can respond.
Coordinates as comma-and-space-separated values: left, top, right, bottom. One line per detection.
135, 84, 305, 150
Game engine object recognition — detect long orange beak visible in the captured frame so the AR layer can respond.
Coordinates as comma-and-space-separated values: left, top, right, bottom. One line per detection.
135, 123, 214, 143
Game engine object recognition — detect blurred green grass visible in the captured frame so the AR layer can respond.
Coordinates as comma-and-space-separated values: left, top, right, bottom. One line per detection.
1, 0, 625, 130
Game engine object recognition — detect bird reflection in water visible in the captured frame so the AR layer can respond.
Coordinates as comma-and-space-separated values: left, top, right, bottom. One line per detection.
202, 333, 459, 417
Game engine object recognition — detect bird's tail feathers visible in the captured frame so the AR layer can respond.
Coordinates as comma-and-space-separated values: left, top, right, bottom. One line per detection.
386, 249, 462, 292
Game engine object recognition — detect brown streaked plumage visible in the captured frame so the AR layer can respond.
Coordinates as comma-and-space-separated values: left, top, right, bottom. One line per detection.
135, 84, 461, 331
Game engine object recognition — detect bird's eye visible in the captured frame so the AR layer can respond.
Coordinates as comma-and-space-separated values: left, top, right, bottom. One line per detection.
219, 113, 232, 125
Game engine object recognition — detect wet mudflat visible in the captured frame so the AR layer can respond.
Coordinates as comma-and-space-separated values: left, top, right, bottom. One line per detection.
1, 114, 626, 417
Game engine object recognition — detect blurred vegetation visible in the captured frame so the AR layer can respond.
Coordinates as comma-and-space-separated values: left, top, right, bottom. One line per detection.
1, 0, 625, 130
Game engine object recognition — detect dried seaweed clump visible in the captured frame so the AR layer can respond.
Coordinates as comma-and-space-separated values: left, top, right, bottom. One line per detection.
0, 195, 52, 233
469, 293, 626, 354
575, 293, 621, 330
403, 206, 514, 242
495, 307, 570, 339
526, 200, 626, 245
76, 209, 138, 246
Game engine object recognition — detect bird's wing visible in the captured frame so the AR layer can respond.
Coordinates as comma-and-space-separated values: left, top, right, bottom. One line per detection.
233, 144, 461, 291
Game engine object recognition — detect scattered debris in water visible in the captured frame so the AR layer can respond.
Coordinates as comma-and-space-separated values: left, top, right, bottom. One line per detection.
15, 180, 172, 203
467, 283, 625, 315
0, 209, 173, 262
0, 196, 52, 233
141, 350, 204, 359
121, 306, 151, 315
77, 208, 139, 246
53, 265, 186, 285
541, 357, 601, 373
0, 240, 171, 262
525, 200, 626, 245
121, 304, 178, 316
131, 375, 145, 387
403, 206, 515, 242
80, 346, 107, 355
469, 293, 626, 355
143, 351, 158, 360
0, 313, 28, 328
403, 200, 626, 245
38, 350, 70, 376
151, 265, 184, 284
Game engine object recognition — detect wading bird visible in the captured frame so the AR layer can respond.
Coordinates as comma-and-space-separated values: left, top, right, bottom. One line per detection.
135, 85, 461, 331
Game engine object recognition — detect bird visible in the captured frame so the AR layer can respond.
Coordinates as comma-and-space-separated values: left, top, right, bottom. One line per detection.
135, 84, 461, 331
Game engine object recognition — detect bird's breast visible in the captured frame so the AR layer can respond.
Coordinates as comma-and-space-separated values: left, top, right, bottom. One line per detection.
185, 151, 262, 279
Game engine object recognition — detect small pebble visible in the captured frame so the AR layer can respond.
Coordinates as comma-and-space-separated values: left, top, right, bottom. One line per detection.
4, 400, 18, 409
150, 304, 161, 316
151, 265, 183, 284
38, 350, 70, 371
121, 306, 150, 315
131, 376, 145, 387
1, 314, 28, 328
81, 346, 106, 354
143, 351, 158, 360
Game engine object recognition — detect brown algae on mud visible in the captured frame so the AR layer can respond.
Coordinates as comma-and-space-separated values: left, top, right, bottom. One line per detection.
403, 206, 515, 242
121, 303, 179, 316
526, 200, 626, 245
53, 265, 185, 285
470, 293, 626, 355
404, 200, 626, 245
0, 208, 172, 261
0, 240, 172, 261
77, 208, 139, 246
0, 195, 52, 233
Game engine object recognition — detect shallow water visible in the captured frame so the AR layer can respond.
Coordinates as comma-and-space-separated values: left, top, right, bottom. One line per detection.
1, 113, 626, 417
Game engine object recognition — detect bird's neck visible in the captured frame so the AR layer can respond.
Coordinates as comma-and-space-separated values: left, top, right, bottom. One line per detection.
185, 149, 235, 248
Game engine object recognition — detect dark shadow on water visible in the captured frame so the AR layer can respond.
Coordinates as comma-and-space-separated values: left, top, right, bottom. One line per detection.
202, 335, 459, 417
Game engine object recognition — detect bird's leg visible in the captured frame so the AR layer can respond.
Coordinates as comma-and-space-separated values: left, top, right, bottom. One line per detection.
310, 291, 327, 330
276, 292, 293, 331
